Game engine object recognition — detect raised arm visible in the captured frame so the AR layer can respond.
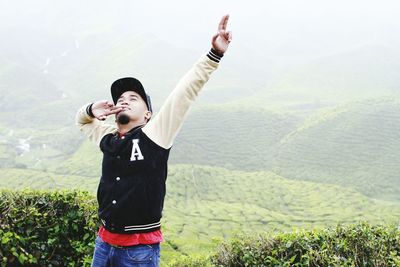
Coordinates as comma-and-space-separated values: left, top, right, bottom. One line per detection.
142, 15, 232, 149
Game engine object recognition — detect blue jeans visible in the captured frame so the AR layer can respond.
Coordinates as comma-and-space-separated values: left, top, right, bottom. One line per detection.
91, 236, 160, 267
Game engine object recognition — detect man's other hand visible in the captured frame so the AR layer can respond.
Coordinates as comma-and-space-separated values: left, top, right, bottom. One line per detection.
92, 100, 124, 121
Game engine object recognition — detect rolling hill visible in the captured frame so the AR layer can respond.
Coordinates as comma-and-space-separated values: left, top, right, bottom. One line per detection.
170, 104, 301, 170
273, 97, 400, 202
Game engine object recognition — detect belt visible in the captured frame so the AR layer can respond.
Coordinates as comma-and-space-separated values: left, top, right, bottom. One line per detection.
109, 243, 125, 249
109, 243, 133, 249
107, 242, 157, 249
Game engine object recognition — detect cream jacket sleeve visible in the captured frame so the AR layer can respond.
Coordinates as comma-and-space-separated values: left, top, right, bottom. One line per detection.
142, 54, 219, 149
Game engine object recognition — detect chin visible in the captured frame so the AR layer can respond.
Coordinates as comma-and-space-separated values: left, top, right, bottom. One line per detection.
116, 113, 131, 125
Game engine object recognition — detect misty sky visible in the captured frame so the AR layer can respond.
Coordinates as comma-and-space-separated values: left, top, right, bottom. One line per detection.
1, 0, 400, 62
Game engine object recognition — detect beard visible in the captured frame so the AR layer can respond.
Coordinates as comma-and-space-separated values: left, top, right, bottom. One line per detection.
116, 113, 130, 125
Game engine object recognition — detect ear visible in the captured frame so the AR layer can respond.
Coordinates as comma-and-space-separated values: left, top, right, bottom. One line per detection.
145, 111, 152, 120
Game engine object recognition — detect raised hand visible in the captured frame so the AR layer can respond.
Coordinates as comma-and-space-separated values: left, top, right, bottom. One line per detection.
211, 15, 232, 55
91, 100, 124, 121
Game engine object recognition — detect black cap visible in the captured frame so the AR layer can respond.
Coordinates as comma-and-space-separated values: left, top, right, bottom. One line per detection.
111, 77, 152, 112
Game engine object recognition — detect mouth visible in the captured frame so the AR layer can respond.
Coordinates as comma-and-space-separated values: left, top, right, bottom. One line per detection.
116, 106, 131, 114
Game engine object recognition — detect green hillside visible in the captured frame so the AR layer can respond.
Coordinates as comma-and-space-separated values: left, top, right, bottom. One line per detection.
0, 168, 98, 191
4, 97, 400, 205
163, 164, 400, 256
170, 104, 301, 170
0, 122, 82, 170
273, 97, 400, 202
53, 139, 102, 177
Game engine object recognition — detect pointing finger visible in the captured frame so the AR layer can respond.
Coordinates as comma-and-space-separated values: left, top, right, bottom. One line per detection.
105, 107, 123, 115
109, 106, 123, 111
218, 14, 229, 31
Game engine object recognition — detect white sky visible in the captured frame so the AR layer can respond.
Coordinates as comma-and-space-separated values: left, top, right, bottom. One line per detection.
1, 0, 400, 60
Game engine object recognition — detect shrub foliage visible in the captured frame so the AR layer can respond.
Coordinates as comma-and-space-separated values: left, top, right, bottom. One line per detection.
212, 222, 400, 267
0, 189, 98, 266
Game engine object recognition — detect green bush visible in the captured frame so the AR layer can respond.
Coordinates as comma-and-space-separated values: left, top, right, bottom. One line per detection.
0, 189, 98, 266
168, 254, 211, 267
211, 222, 400, 267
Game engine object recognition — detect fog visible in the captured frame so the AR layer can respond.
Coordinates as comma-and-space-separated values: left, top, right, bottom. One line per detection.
1, 0, 400, 62
1, 0, 400, 111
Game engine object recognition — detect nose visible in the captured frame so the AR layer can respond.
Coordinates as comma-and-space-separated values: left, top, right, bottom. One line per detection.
118, 101, 128, 107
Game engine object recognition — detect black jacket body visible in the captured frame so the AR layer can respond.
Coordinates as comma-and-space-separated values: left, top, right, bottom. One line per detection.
98, 126, 170, 234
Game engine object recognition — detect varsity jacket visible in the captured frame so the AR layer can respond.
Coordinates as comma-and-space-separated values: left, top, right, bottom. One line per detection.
75, 51, 221, 234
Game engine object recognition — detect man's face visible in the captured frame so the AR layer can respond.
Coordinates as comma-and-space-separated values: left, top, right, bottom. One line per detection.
115, 91, 151, 124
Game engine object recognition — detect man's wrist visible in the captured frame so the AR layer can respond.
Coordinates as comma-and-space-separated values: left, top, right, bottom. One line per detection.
86, 103, 95, 118
207, 48, 223, 63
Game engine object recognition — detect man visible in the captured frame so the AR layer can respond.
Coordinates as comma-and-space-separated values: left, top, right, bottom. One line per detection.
76, 15, 232, 266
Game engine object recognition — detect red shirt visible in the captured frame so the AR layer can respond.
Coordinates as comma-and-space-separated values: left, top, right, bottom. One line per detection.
98, 226, 163, 246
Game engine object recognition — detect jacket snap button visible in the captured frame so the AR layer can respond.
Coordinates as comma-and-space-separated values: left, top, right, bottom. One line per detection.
116, 156, 121, 159
112, 200, 116, 204
116, 177, 120, 181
